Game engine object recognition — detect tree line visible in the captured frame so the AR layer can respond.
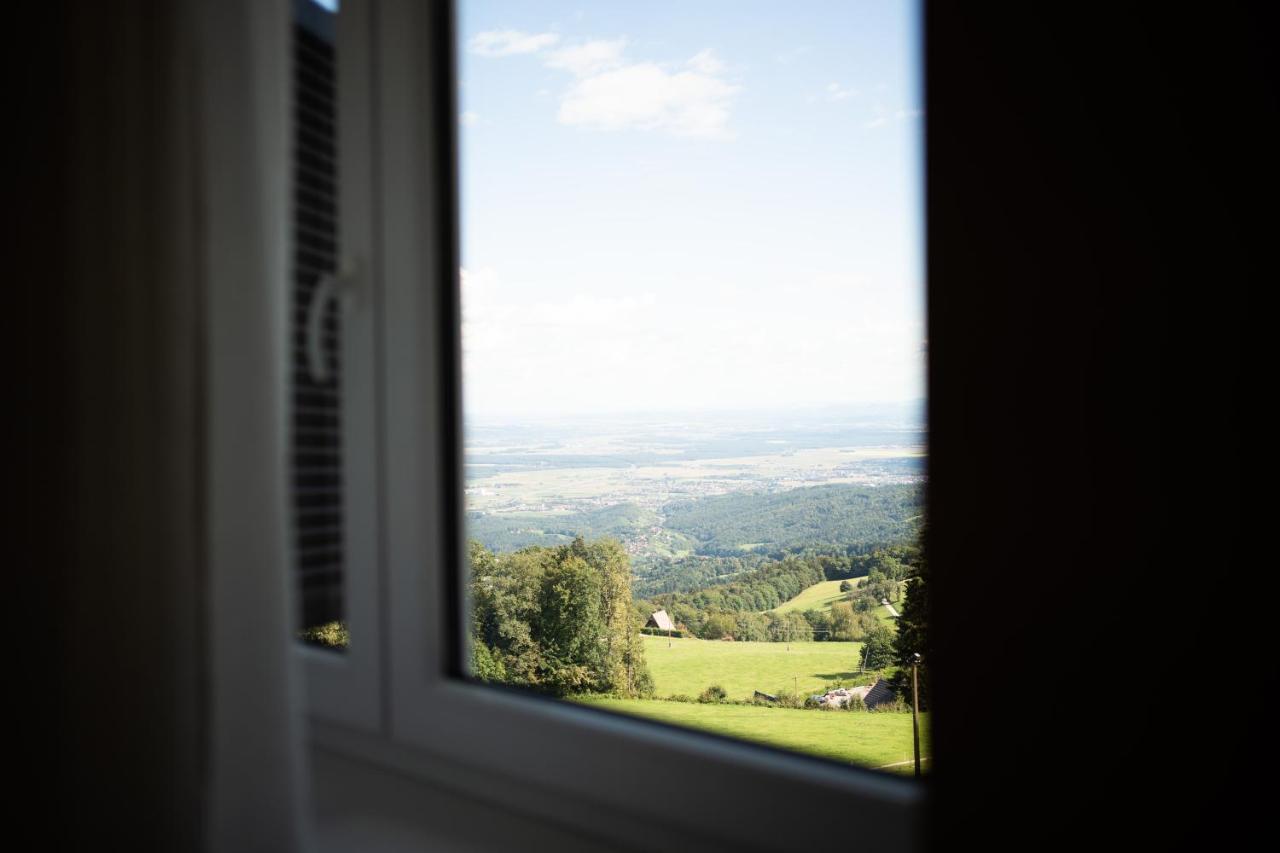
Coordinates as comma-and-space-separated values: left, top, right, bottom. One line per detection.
642, 556, 824, 617
632, 553, 773, 598
634, 547, 918, 643
662, 483, 922, 555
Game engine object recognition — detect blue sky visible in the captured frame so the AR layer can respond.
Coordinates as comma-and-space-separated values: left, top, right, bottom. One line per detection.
458, 1, 923, 417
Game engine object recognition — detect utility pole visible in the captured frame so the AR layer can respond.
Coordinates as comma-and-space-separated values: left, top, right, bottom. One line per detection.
911, 652, 922, 777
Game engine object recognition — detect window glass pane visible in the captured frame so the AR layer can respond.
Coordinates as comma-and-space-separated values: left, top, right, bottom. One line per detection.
459, 0, 927, 775
292, 0, 347, 650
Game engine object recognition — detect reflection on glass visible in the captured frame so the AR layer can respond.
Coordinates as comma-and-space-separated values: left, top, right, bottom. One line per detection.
293, 0, 347, 649
460, 0, 927, 775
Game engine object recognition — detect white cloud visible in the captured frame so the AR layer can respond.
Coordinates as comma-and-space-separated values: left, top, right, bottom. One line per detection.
825, 82, 856, 101
468, 29, 559, 57
553, 47, 739, 138
686, 48, 726, 76
545, 39, 627, 76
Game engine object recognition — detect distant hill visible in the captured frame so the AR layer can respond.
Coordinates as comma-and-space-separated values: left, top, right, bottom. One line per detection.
466, 503, 676, 553
662, 483, 923, 556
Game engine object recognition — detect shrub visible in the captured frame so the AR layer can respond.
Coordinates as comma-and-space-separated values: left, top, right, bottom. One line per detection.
640, 627, 684, 638
698, 684, 728, 704
870, 695, 908, 713
774, 689, 805, 709
632, 666, 656, 699
839, 580, 853, 592
300, 620, 349, 649
844, 694, 867, 712
471, 642, 507, 682
668, 693, 694, 703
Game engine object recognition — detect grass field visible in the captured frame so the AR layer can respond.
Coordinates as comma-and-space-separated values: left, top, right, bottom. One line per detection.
770, 578, 862, 614
576, 696, 929, 773
642, 635, 870, 698
772, 578, 902, 629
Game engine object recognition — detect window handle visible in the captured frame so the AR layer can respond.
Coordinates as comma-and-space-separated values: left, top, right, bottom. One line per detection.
305, 263, 358, 385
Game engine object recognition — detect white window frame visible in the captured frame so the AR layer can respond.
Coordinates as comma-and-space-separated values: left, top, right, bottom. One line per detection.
304, 1, 926, 846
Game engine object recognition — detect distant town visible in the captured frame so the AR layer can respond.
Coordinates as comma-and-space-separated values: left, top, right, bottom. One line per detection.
464, 404, 925, 562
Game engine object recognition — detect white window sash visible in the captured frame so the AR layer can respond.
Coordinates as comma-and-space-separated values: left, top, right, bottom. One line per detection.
299, 0, 383, 732
310, 2, 926, 847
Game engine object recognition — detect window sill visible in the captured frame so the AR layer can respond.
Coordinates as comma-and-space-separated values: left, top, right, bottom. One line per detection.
310, 678, 924, 852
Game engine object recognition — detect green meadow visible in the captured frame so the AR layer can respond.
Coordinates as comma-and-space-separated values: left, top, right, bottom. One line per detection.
770, 578, 861, 614
577, 696, 929, 773
771, 577, 902, 626
624, 616, 928, 774
642, 635, 870, 699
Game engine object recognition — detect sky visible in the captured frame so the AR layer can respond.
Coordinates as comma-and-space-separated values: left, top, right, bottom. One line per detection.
458, 1, 924, 417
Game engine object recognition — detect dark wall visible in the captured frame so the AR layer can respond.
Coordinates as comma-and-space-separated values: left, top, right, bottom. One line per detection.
15, 3, 206, 850
927, 3, 1266, 849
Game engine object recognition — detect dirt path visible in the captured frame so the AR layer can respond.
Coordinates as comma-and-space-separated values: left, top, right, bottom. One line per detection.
874, 756, 931, 769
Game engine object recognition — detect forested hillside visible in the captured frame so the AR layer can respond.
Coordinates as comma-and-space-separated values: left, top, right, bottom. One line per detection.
636, 547, 918, 644
662, 483, 922, 555
632, 553, 772, 597
648, 557, 825, 614
467, 503, 694, 554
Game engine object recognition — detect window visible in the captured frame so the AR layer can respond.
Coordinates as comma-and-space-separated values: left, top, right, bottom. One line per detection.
291, 0, 382, 730
456, 0, 929, 775
301, 0, 924, 846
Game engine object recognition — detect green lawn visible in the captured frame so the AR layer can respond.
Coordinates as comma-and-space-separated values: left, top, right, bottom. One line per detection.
642, 635, 869, 699
770, 578, 861, 614
772, 578, 901, 628
577, 696, 930, 774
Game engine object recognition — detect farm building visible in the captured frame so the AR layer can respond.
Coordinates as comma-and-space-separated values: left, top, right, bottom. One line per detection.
645, 610, 676, 632
813, 678, 898, 709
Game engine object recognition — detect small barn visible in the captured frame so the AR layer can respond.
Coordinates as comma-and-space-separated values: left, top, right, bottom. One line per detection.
859, 678, 898, 709
813, 678, 898, 709
645, 610, 676, 632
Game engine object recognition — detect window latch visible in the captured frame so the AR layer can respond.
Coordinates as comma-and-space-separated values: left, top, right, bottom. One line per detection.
305, 262, 359, 385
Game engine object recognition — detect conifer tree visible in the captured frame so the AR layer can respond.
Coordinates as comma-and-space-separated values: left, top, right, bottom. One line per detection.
893, 525, 930, 708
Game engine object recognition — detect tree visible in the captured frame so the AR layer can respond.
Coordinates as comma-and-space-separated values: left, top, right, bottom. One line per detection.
536, 552, 604, 693
701, 611, 737, 640
765, 611, 811, 643
468, 538, 653, 698
471, 641, 507, 682
862, 625, 897, 670
893, 526, 930, 709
